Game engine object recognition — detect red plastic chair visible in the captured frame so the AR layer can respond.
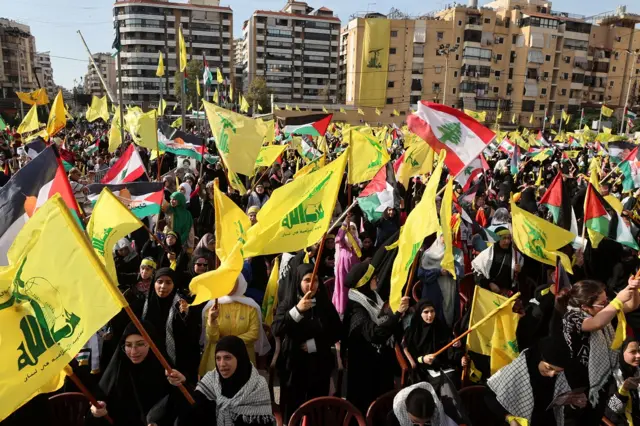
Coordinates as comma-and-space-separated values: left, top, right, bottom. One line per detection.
366, 390, 397, 426
411, 280, 423, 303
601, 417, 616, 426
48, 392, 90, 426
394, 343, 410, 388
288, 396, 366, 426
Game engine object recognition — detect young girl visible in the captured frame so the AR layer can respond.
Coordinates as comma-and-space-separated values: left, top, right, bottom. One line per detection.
606, 338, 640, 425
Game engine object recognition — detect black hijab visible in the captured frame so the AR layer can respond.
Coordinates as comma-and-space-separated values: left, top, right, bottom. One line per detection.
143, 267, 178, 349
345, 261, 377, 300
215, 335, 253, 398
620, 338, 639, 380
404, 299, 451, 359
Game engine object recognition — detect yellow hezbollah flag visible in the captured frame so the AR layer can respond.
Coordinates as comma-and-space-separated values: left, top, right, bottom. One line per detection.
285, 105, 292, 111
254, 145, 286, 171
156, 51, 165, 77
375, 108, 382, 116
529, 114, 534, 124
262, 119, 275, 144
511, 113, 517, 124
510, 198, 574, 273
243, 151, 348, 257
347, 128, 390, 184
464, 109, 486, 123
340, 107, 346, 114
85, 95, 109, 123
203, 101, 267, 177
389, 152, 446, 312
108, 106, 122, 153
562, 109, 570, 124
87, 188, 143, 281
358, 18, 390, 107
0, 195, 127, 422
601, 105, 614, 118
46, 90, 66, 137
322, 106, 329, 113
258, 104, 263, 112
240, 96, 250, 113
440, 178, 456, 279
157, 98, 167, 116
17, 104, 40, 134
217, 68, 224, 84
393, 109, 400, 117
358, 108, 365, 115
395, 141, 434, 188
261, 257, 280, 327
294, 154, 326, 179
124, 109, 158, 151
16, 88, 49, 106
550, 115, 556, 124
190, 242, 244, 306
213, 89, 219, 104
227, 166, 247, 196
466, 286, 519, 373
178, 25, 187, 72
214, 180, 251, 262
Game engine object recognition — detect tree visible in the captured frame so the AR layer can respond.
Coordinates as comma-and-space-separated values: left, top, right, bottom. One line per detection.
244, 77, 271, 112
174, 60, 203, 110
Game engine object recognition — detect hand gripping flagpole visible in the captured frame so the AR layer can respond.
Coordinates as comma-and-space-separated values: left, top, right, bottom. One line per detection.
64, 366, 114, 424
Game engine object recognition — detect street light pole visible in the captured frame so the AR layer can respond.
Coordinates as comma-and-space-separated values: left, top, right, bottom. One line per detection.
620, 50, 638, 135
437, 44, 459, 107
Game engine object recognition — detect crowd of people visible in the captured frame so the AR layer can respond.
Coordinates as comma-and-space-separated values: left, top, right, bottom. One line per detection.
2, 112, 640, 426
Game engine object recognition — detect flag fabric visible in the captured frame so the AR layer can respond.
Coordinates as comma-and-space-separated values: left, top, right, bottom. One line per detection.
257, 104, 263, 112
554, 256, 572, 294
347, 128, 390, 184
202, 55, 213, 86
584, 182, 639, 250
511, 113, 517, 124
626, 110, 638, 120
408, 102, 495, 177
189, 242, 243, 306
16, 88, 49, 106
243, 152, 348, 257
203, 101, 267, 177
0, 116, 6, 131
0, 146, 82, 266
393, 141, 434, 189
214, 180, 251, 262
17, 104, 39, 134
392, 109, 400, 117
84, 140, 100, 156
510, 144, 519, 175
510, 198, 575, 273
340, 107, 346, 114
178, 26, 187, 72
157, 99, 167, 117
358, 108, 365, 115
227, 168, 247, 195
46, 90, 66, 138
291, 136, 322, 163
171, 117, 182, 129
618, 147, 640, 191
467, 286, 519, 375
123, 109, 158, 151
213, 89, 219, 104
322, 106, 328, 113
375, 108, 382, 116
157, 120, 205, 160
101, 144, 145, 185
216, 68, 224, 84
389, 153, 445, 312
85, 96, 109, 123
87, 188, 143, 280
601, 105, 614, 117
279, 113, 332, 137
562, 109, 571, 124
295, 105, 301, 112
464, 109, 486, 122
454, 154, 487, 192
261, 257, 280, 327
357, 162, 400, 222
108, 107, 122, 153
293, 154, 326, 179
156, 51, 165, 77
87, 182, 164, 219
440, 178, 456, 279
24, 138, 46, 159
0, 195, 126, 423
539, 172, 578, 233
498, 137, 515, 155
240, 96, 250, 113
608, 141, 636, 164
112, 20, 121, 53
550, 115, 556, 125
254, 145, 286, 171
285, 105, 292, 111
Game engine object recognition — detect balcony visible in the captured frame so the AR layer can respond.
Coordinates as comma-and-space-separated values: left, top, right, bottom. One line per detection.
465, 23, 483, 31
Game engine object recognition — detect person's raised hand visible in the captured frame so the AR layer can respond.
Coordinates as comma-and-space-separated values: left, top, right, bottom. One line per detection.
90, 401, 108, 418
296, 291, 314, 313
398, 296, 410, 314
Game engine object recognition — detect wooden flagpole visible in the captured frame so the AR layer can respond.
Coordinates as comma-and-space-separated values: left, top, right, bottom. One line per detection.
64, 365, 114, 424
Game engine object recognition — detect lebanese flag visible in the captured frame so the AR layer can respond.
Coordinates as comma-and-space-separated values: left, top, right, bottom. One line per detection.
498, 137, 515, 155
101, 144, 145, 185
357, 162, 400, 222
280, 113, 333, 137
539, 172, 578, 234
408, 102, 495, 176
584, 182, 638, 250
0, 145, 82, 265
455, 154, 488, 191
88, 182, 164, 219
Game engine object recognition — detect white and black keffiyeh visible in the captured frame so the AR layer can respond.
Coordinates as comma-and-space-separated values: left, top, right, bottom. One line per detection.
348, 288, 389, 326
471, 245, 522, 281
609, 367, 640, 414
588, 321, 619, 406
196, 367, 274, 426
142, 293, 180, 364
487, 349, 569, 425
392, 382, 457, 426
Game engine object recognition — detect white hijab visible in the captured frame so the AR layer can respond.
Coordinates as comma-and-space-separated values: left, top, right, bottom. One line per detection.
180, 182, 192, 200
201, 274, 271, 356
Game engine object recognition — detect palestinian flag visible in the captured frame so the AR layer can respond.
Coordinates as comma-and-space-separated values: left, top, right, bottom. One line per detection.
408, 102, 495, 176
584, 182, 638, 250
459, 177, 484, 205
536, 131, 550, 147
88, 182, 164, 219
608, 141, 636, 164
59, 147, 76, 171
278, 113, 333, 137
539, 172, 578, 234
0, 145, 81, 265
101, 143, 145, 185
357, 162, 400, 222
158, 120, 205, 160
85, 140, 100, 156
619, 146, 640, 191
24, 137, 46, 159
510, 144, 520, 175
626, 110, 637, 120
455, 154, 488, 191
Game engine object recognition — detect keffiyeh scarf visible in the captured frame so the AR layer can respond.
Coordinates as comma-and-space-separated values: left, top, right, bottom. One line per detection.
142, 293, 180, 364
392, 382, 454, 426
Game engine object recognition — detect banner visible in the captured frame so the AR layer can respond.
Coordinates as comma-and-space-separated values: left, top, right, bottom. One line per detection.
358, 18, 390, 108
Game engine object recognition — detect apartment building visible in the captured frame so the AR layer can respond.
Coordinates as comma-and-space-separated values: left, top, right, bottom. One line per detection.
113, 0, 233, 109
233, 37, 243, 92
83, 53, 117, 98
0, 18, 38, 114
241, 1, 340, 104
34, 51, 56, 97
340, 1, 640, 128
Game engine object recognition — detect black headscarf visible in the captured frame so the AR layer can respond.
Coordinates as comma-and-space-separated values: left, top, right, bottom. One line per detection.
403, 299, 451, 359
345, 261, 376, 300
619, 338, 639, 380
215, 335, 253, 398
519, 187, 538, 213
99, 321, 169, 424
188, 248, 214, 278
143, 267, 178, 350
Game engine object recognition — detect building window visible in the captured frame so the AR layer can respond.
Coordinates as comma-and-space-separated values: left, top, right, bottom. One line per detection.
512, 34, 517, 44
545, 54, 551, 61
541, 88, 547, 95
435, 66, 443, 73
452, 87, 456, 94
495, 70, 501, 77
612, 66, 616, 72
454, 71, 458, 77
484, 18, 490, 24
455, 54, 459, 60
493, 86, 499, 93
496, 54, 503, 60
609, 81, 614, 87
560, 88, 567, 95
509, 68, 514, 79
433, 82, 441, 92
386, 98, 393, 104
539, 104, 545, 111
391, 30, 398, 37
456, 37, 461, 43
389, 64, 397, 71
389, 47, 396, 54
458, 20, 462, 26
522, 100, 535, 112
388, 81, 395, 88
563, 72, 569, 80
437, 31, 444, 41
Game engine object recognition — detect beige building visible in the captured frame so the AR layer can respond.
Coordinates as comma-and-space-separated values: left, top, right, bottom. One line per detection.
241, 1, 340, 105
0, 18, 38, 115
113, 0, 233, 109
340, 2, 640, 128
35, 51, 56, 98
83, 53, 117, 98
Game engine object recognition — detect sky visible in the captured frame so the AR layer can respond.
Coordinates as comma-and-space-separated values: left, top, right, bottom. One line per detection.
1, 0, 628, 89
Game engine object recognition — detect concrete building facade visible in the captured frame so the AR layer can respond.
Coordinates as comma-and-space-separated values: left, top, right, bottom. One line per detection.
83, 53, 117, 99
0, 18, 38, 114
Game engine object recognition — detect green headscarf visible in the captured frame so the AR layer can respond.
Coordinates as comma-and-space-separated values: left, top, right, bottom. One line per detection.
169, 191, 193, 245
